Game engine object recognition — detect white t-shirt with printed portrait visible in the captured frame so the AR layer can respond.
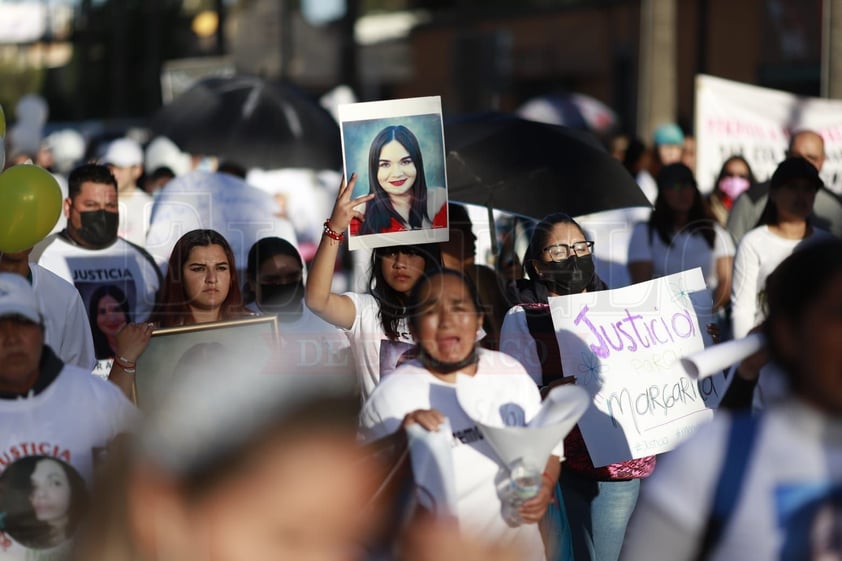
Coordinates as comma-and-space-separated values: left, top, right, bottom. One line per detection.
0, 362, 137, 560
343, 292, 415, 401
34, 234, 162, 375
34, 234, 161, 324
360, 349, 555, 561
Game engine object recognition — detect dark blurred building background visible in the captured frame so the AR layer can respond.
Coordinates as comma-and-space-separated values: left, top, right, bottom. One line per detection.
0, 0, 835, 140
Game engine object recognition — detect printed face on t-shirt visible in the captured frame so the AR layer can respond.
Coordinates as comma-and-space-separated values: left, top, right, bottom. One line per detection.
96, 294, 128, 337
30, 458, 72, 525
0, 455, 85, 551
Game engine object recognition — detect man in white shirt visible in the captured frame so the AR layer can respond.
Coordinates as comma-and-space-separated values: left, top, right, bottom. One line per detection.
0, 272, 137, 560
103, 137, 154, 247
32, 164, 162, 374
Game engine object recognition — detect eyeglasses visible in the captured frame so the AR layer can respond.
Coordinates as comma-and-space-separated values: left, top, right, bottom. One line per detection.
542, 241, 594, 262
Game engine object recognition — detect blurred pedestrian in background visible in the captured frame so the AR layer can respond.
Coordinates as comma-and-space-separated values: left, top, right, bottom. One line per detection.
727, 130, 842, 240
621, 238, 842, 561
627, 163, 735, 315
707, 156, 757, 226
244, 236, 352, 377
71, 343, 382, 561
102, 138, 152, 247
731, 157, 833, 338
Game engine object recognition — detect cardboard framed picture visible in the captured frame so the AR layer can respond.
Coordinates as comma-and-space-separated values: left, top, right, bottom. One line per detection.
338, 96, 450, 251
133, 316, 279, 409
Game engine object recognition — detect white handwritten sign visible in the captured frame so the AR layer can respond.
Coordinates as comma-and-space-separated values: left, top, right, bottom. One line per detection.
549, 268, 724, 467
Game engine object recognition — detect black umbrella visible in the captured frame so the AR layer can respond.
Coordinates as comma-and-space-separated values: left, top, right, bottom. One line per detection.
445, 113, 650, 219
150, 75, 342, 170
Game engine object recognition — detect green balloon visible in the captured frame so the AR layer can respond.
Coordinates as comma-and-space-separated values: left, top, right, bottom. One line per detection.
0, 165, 62, 253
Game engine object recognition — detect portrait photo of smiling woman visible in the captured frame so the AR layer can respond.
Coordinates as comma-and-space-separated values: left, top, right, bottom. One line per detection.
339, 97, 450, 250
352, 125, 447, 237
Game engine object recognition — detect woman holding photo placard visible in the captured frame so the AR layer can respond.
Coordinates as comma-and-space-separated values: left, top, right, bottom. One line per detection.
500, 212, 656, 561
306, 174, 442, 402
350, 125, 447, 236
107, 229, 248, 398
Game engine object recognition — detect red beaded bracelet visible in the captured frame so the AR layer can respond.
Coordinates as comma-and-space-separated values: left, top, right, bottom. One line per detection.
323, 219, 345, 241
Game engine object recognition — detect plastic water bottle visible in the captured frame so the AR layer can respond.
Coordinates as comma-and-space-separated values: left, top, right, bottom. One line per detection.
501, 459, 542, 527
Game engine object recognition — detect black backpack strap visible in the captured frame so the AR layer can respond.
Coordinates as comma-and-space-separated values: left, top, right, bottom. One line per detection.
522, 304, 565, 388
693, 413, 762, 561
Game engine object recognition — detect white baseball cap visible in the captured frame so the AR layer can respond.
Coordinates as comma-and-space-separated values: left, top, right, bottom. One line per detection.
0, 273, 41, 323
103, 138, 143, 167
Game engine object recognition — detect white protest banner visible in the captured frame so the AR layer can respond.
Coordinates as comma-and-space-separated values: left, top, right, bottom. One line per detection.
549, 268, 725, 467
695, 74, 842, 195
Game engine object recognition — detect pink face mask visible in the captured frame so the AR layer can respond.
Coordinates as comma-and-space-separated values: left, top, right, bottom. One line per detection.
718, 176, 750, 199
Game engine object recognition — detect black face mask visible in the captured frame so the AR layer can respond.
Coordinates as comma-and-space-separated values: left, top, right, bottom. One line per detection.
419, 347, 478, 375
540, 254, 595, 295
258, 280, 304, 316
77, 210, 118, 247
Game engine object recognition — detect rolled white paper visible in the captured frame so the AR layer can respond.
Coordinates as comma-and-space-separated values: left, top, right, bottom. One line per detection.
528, 385, 590, 430
680, 333, 766, 380
406, 420, 459, 520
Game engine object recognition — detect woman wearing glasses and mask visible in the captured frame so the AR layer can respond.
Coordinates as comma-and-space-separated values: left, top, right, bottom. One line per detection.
500, 213, 656, 561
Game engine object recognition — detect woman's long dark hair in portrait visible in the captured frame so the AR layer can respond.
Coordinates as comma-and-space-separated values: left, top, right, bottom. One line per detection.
360, 125, 431, 235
